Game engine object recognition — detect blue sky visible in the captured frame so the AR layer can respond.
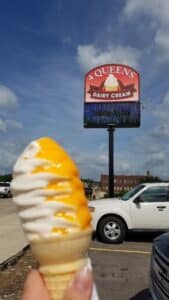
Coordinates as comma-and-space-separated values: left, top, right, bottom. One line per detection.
1, 0, 169, 180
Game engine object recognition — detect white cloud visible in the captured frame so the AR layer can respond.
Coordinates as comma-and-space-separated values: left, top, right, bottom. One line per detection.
154, 91, 169, 121
77, 45, 140, 71
0, 119, 6, 132
144, 151, 165, 169
0, 139, 27, 174
123, 0, 169, 62
123, 0, 157, 20
116, 161, 131, 173
0, 119, 22, 133
123, 0, 169, 25
133, 89, 169, 178
6, 119, 23, 129
154, 28, 169, 62
135, 134, 167, 177
152, 125, 169, 138
0, 85, 18, 108
151, 91, 169, 138
97, 154, 108, 164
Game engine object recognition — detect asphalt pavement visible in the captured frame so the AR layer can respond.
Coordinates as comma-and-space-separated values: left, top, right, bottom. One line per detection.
90, 239, 152, 300
0, 199, 27, 265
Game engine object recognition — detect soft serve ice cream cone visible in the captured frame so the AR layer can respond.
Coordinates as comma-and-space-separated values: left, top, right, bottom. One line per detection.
104, 74, 119, 92
11, 137, 92, 300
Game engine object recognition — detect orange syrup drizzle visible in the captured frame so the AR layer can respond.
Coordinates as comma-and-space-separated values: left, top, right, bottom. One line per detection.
31, 137, 92, 231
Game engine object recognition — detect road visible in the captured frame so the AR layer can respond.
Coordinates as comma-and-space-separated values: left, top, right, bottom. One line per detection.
0, 199, 27, 264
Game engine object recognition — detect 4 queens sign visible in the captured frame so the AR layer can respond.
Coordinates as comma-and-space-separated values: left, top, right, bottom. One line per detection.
84, 64, 140, 128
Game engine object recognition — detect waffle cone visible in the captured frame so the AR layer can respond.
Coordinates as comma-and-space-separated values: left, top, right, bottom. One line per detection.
30, 229, 92, 300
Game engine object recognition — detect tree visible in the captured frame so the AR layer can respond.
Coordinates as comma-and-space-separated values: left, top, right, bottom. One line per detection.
139, 176, 161, 183
0, 174, 12, 182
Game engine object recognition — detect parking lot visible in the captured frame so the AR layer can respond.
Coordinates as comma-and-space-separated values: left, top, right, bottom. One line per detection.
0, 199, 161, 300
90, 235, 154, 300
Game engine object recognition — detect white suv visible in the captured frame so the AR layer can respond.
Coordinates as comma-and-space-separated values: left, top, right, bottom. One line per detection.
89, 183, 169, 243
0, 182, 11, 198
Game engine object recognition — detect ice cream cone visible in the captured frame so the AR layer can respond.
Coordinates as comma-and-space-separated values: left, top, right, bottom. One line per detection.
31, 229, 92, 300
11, 137, 93, 299
104, 86, 118, 92
104, 74, 119, 92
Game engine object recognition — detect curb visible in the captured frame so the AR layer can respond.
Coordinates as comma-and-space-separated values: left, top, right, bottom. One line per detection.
0, 245, 29, 271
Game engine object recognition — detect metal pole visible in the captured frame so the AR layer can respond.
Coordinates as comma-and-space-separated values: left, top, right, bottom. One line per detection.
108, 126, 115, 197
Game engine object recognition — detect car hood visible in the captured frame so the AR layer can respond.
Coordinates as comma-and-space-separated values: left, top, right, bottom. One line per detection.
89, 197, 123, 207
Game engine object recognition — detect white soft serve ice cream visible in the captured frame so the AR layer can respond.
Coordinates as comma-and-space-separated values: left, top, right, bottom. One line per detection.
11, 137, 92, 241
104, 74, 119, 91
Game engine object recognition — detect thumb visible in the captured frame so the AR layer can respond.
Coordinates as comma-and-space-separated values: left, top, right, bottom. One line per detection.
63, 266, 93, 300
21, 269, 51, 300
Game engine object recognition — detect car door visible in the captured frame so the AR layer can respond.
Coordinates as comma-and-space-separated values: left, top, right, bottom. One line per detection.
130, 185, 169, 229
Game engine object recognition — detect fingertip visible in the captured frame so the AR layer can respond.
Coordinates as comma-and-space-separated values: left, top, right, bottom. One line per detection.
23, 269, 42, 289
22, 269, 50, 300
64, 268, 94, 300
26, 269, 39, 280
72, 268, 93, 294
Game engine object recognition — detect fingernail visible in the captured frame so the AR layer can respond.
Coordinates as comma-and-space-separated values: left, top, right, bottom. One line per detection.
86, 258, 92, 271
71, 265, 92, 292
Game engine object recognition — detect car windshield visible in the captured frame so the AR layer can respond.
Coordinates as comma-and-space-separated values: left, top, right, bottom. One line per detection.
121, 184, 145, 201
0, 182, 10, 187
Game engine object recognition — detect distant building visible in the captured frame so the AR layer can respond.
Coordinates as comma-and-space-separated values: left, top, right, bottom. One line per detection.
100, 174, 146, 193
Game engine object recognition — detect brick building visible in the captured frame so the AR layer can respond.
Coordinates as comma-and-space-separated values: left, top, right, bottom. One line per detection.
100, 174, 146, 193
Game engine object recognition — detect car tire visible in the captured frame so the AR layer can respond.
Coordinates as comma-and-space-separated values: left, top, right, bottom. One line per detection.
7, 192, 10, 198
97, 215, 126, 244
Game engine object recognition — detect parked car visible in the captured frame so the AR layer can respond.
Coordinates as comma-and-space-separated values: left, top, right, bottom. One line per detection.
149, 232, 169, 299
89, 183, 169, 243
0, 182, 11, 198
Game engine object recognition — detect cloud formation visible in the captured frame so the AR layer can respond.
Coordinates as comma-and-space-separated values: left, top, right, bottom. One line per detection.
151, 91, 169, 138
154, 91, 169, 122
0, 119, 6, 132
0, 139, 26, 174
0, 1, 169, 180
6, 119, 23, 129
123, 0, 169, 62
77, 45, 141, 71
0, 85, 18, 108
0, 118, 22, 133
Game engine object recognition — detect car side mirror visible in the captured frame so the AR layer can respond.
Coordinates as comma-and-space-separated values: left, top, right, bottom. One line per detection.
133, 197, 143, 204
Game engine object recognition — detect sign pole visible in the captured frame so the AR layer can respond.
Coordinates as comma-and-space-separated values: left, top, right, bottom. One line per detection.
108, 125, 115, 198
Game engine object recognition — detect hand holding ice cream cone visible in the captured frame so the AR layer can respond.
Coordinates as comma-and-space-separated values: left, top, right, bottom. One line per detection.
21, 266, 94, 300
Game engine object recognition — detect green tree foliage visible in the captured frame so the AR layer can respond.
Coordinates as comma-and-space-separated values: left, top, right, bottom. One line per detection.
139, 176, 161, 183
0, 174, 12, 182
81, 178, 99, 187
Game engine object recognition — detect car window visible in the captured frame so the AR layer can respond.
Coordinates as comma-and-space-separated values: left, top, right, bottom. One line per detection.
0, 182, 10, 187
121, 184, 145, 201
140, 186, 168, 202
